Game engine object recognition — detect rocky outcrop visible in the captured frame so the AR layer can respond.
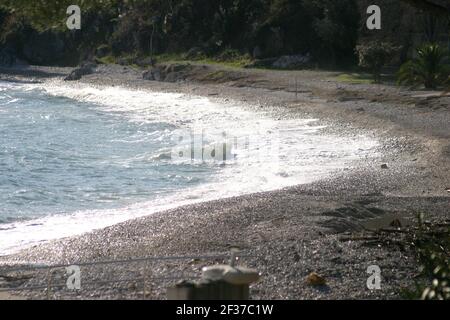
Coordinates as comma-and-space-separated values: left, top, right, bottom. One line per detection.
142, 68, 162, 81
64, 62, 97, 81
136, 57, 155, 67
142, 63, 193, 82
244, 54, 311, 69
272, 54, 311, 69
142, 63, 249, 85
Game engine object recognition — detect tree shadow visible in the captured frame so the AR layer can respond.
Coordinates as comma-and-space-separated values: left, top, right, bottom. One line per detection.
313, 285, 332, 294
0, 66, 67, 79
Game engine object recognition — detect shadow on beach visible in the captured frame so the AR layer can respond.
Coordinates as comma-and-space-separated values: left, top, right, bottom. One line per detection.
0, 66, 68, 80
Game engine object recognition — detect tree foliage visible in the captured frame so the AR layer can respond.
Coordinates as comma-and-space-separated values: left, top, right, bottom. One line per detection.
356, 41, 400, 82
397, 43, 450, 89
0, 0, 122, 30
0, 0, 362, 67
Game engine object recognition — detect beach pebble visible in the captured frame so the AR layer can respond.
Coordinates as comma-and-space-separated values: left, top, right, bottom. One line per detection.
306, 272, 327, 286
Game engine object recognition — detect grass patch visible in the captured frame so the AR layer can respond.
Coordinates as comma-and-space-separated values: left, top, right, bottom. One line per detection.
153, 52, 252, 68
96, 54, 141, 71
198, 56, 252, 68
335, 73, 375, 84
203, 70, 227, 81
96, 55, 116, 65
334, 72, 397, 85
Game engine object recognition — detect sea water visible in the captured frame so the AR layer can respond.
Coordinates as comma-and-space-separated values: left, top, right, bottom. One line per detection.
0, 80, 378, 254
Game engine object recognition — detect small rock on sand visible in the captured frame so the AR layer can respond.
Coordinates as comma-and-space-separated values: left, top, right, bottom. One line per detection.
306, 272, 327, 286
65, 62, 96, 81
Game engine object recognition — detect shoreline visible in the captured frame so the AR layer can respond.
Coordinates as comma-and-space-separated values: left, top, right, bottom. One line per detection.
0, 63, 449, 299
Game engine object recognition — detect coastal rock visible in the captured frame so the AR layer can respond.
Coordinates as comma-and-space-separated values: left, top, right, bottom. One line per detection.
142, 70, 153, 80
152, 68, 162, 81
142, 63, 192, 82
272, 54, 311, 69
164, 63, 191, 74
142, 67, 162, 81
136, 57, 155, 67
117, 57, 132, 66
65, 62, 97, 81
164, 71, 185, 83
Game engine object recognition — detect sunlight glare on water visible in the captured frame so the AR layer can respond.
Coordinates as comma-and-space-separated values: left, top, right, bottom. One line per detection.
0, 80, 379, 254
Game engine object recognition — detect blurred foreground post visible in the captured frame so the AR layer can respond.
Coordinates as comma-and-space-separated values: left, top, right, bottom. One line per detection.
167, 252, 260, 300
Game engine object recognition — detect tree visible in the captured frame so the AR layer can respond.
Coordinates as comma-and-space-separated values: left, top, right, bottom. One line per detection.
356, 41, 400, 82
312, 0, 360, 67
0, 0, 121, 30
397, 43, 450, 89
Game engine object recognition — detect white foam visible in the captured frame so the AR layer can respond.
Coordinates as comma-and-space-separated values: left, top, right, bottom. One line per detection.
0, 80, 379, 255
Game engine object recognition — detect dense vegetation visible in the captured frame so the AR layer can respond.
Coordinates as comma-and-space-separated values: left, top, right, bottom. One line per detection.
0, 0, 449, 86
398, 43, 450, 89
402, 215, 450, 300
0, 0, 361, 67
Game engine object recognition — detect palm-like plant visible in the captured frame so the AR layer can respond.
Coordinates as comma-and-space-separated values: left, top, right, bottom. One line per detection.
397, 43, 450, 89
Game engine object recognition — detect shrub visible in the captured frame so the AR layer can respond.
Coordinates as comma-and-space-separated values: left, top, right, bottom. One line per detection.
356, 41, 400, 82
397, 43, 450, 89
402, 215, 450, 300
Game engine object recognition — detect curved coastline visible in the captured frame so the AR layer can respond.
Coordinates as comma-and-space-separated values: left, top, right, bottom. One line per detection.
0, 64, 449, 299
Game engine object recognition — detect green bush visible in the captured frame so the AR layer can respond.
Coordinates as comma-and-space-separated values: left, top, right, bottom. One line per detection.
397, 43, 450, 89
402, 215, 450, 300
1, 0, 362, 68
356, 41, 400, 82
